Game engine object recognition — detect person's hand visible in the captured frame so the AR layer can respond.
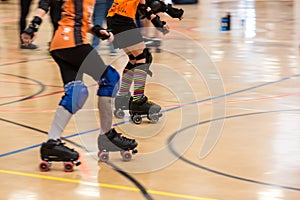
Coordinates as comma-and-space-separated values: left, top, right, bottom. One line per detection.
21, 32, 37, 46
99, 29, 114, 42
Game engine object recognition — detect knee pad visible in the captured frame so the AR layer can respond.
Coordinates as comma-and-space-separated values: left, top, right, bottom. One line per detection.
128, 54, 135, 61
135, 48, 153, 76
125, 54, 136, 70
59, 81, 89, 114
97, 65, 120, 97
135, 48, 152, 64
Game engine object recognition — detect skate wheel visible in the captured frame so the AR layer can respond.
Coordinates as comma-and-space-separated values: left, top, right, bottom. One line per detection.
114, 109, 125, 119
98, 151, 109, 162
148, 113, 159, 123
64, 162, 74, 172
132, 149, 138, 154
39, 161, 50, 172
132, 115, 142, 124
74, 160, 81, 166
121, 151, 132, 161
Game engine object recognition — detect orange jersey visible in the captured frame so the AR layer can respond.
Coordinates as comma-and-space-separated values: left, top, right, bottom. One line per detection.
107, 0, 140, 19
50, 0, 95, 51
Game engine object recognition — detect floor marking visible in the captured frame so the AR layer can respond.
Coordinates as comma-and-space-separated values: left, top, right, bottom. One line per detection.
168, 109, 300, 191
0, 169, 217, 200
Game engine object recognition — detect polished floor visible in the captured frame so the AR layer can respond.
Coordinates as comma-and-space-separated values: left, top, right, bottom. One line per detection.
0, 0, 300, 199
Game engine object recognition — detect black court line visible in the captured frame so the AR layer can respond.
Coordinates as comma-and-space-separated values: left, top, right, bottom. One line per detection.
0, 117, 85, 149
0, 57, 50, 67
168, 109, 300, 191
0, 73, 45, 106
107, 162, 154, 200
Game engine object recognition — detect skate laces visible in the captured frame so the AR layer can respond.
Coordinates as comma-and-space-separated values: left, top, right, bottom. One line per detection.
56, 140, 75, 152
114, 131, 135, 144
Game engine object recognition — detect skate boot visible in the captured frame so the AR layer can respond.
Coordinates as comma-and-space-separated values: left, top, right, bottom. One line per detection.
129, 95, 162, 124
114, 93, 133, 119
143, 37, 162, 53
98, 128, 138, 162
39, 139, 81, 172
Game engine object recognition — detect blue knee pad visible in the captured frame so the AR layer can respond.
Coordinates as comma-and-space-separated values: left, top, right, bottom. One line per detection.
97, 65, 120, 97
59, 81, 89, 114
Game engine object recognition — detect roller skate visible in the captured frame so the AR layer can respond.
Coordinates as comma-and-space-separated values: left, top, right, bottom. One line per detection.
39, 139, 81, 172
113, 93, 133, 119
143, 37, 162, 53
129, 95, 162, 124
98, 128, 138, 162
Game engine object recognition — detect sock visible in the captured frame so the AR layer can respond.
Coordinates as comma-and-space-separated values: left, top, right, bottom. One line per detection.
48, 106, 72, 141
133, 68, 147, 101
98, 96, 112, 134
118, 68, 133, 95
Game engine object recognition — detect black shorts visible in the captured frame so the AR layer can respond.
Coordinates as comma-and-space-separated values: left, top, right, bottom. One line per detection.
51, 44, 107, 85
107, 14, 143, 49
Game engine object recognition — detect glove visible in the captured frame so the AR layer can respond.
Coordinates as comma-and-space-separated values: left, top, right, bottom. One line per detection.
92, 25, 112, 40
23, 16, 42, 38
151, 15, 169, 35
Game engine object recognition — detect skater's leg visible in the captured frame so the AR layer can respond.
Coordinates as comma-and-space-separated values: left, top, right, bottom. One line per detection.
98, 96, 112, 133
97, 65, 137, 151
125, 45, 162, 118
48, 80, 88, 140
114, 54, 135, 115
130, 47, 153, 101
48, 106, 72, 140
48, 52, 88, 140
118, 54, 135, 96
41, 47, 91, 163
97, 65, 120, 133
41, 80, 88, 163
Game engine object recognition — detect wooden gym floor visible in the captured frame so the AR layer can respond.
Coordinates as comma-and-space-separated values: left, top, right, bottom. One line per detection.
0, 0, 299, 199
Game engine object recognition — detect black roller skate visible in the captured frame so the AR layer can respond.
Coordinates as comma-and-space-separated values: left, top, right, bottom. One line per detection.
98, 128, 138, 162
143, 37, 162, 53
129, 95, 162, 124
114, 93, 133, 119
39, 139, 81, 172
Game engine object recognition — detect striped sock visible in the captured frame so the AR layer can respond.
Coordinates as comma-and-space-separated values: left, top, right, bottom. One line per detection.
133, 68, 147, 101
119, 68, 133, 95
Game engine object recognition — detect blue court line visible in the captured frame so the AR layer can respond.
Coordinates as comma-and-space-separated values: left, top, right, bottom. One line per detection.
0, 73, 300, 158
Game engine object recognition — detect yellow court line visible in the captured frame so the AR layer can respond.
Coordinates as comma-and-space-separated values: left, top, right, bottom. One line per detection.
0, 169, 216, 200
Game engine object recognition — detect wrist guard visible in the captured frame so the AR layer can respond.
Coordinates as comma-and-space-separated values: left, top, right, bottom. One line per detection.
137, 4, 153, 19
38, 0, 51, 13
151, 15, 169, 34
166, 4, 184, 19
92, 25, 111, 40
23, 16, 42, 38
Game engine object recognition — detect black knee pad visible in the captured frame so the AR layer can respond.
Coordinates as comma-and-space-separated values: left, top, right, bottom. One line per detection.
128, 54, 135, 61
135, 48, 152, 64
135, 48, 153, 76
125, 54, 136, 70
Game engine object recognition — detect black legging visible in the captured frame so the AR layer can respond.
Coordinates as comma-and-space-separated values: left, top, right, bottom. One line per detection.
19, 0, 33, 35
51, 44, 107, 85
